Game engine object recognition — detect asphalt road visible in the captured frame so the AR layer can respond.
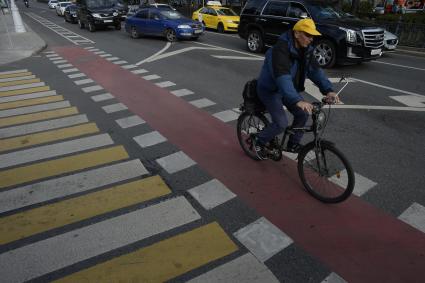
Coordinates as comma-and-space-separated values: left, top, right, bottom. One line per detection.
1, 2, 424, 282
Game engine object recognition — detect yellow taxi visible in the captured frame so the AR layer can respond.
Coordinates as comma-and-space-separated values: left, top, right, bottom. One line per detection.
192, 1, 239, 32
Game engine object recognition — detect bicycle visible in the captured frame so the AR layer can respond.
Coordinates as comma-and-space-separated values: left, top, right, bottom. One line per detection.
237, 77, 355, 203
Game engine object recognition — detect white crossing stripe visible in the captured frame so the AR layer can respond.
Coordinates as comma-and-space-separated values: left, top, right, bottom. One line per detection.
68, 73, 86, 79
155, 81, 176, 88
321, 272, 348, 283
133, 131, 166, 148
234, 217, 293, 262
91, 93, 114, 102
398, 202, 425, 233
62, 68, 79, 73
106, 57, 120, 61
0, 159, 149, 214
116, 115, 145, 128
82, 85, 103, 93
99, 54, 112, 58
89, 48, 100, 51
102, 103, 128, 113
57, 64, 73, 69
0, 133, 113, 169
282, 151, 298, 161
156, 151, 196, 174
142, 74, 161, 80
0, 75, 36, 82
49, 56, 63, 60
190, 98, 216, 108
131, 69, 148, 74
46, 54, 59, 58
329, 171, 377, 197
188, 179, 236, 210
0, 197, 200, 283
84, 46, 95, 49
0, 82, 45, 92
0, 69, 28, 75
74, 78, 94, 85
390, 95, 425, 107
121, 64, 137, 69
0, 90, 56, 103
171, 89, 193, 97
188, 253, 279, 283
93, 51, 105, 54
52, 60, 68, 64
113, 60, 128, 65
213, 110, 239, 122
43, 51, 56, 54
0, 114, 88, 138
0, 101, 71, 118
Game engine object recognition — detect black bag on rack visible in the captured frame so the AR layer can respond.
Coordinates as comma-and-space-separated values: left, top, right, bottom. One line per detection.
242, 79, 265, 113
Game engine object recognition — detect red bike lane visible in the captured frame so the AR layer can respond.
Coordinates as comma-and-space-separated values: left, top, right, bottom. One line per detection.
56, 46, 425, 283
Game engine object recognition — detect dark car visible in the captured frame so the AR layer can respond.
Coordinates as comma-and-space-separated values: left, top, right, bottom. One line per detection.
238, 0, 385, 67
76, 0, 122, 32
125, 7, 204, 42
64, 4, 78, 23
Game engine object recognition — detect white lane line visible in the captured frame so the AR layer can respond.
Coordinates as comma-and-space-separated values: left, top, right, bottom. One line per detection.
0, 69, 28, 75
0, 82, 45, 92
352, 77, 425, 97
329, 171, 377, 197
138, 45, 225, 64
102, 103, 128, 113
68, 73, 86, 79
0, 75, 36, 82
187, 253, 279, 283
189, 98, 216, 108
133, 131, 167, 148
74, 78, 94, 85
0, 114, 88, 138
390, 95, 425, 107
131, 69, 148, 74
82, 85, 103, 93
0, 159, 149, 214
115, 115, 145, 129
0, 101, 71, 118
62, 68, 79, 73
0, 133, 113, 169
321, 272, 348, 283
372, 60, 425, 71
213, 110, 239, 122
331, 104, 425, 112
57, 64, 73, 69
156, 151, 196, 174
91, 93, 114, 102
0, 197, 200, 283
136, 42, 172, 65
188, 179, 236, 210
193, 41, 265, 59
234, 217, 293, 262
171, 88, 193, 97
155, 81, 176, 88
142, 74, 161, 81
211, 55, 264, 60
0, 90, 56, 103
398, 202, 425, 233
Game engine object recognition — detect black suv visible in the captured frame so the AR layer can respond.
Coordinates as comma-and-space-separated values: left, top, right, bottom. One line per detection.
76, 0, 122, 32
238, 0, 385, 67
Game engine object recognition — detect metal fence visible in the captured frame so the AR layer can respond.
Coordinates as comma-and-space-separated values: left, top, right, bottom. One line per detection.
379, 21, 425, 48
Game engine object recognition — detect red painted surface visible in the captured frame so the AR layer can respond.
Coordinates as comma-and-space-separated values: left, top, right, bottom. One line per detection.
55, 46, 425, 283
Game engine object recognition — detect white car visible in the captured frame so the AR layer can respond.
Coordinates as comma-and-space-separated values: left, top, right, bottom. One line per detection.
48, 0, 58, 9
383, 30, 399, 51
56, 1, 71, 16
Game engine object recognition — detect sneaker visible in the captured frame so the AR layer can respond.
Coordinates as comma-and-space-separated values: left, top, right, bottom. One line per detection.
286, 142, 302, 153
251, 135, 268, 160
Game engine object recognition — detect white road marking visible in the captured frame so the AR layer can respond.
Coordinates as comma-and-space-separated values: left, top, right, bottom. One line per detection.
321, 272, 348, 283
102, 103, 128, 113
133, 131, 167, 148
234, 217, 293, 262
398, 202, 425, 233
193, 41, 264, 59
131, 69, 148, 74
211, 55, 263, 60
0, 82, 45, 92
190, 98, 216, 108
142, 74, 161, 80
0, 159, 149, 214
213, 110, 239, 122
106, 57, 120, 61
136, 42, 172, 65
331, 104, 425, 112
91, 93, 114, 102
0, 75, 36, 82
372, 60, 425, 71
121, 64, 137, 69
390, 95, 425, 107
62, 68, 79, 73
116, 115, 146, 128
82, 85, 103, 93
112, 60, 128, 65
329, 171, 377, 197
155, 81, 175, 88
74, 78, 94, 85
52, 59, 68, 64
188, 179, 236, 210
0, 197, 200, 283
156, 151, 196, 174
57, 64, 73, 69
0, 69, 28, 75
171, 88, 193, 97
48, 56, 63, 60
99, 53, 112, 57
352, 77, 424, 97
68, 73, 86, 79
0, 90, 56, 103
138, 46, 224, 64
0, 101, 71, 118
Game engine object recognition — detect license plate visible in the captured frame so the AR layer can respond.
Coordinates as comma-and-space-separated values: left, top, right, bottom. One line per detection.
194, 29, 202, 34
371, 49, 381, 55
103, 20, 113, 23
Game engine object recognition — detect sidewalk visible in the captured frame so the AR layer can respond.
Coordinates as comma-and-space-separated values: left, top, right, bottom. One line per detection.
0, 8, 45, 66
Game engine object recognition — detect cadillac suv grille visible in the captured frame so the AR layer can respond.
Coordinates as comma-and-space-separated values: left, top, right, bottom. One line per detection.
362, 29, 384, 48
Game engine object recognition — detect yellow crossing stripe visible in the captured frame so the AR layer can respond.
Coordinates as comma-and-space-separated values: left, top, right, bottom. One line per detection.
0, 86, 50, 97
0, 72, 32, 79
0, 123, 99, 152
55, 222, 238, 283
0, 176, 171, 245
0, 107, 78, 128
0, 145, 129, 189
0, 95, 63, 110
0, 78, 41, 87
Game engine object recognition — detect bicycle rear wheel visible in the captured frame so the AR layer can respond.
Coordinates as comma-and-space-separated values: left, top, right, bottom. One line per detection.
297, 141, 355, 203
237, 112, 269, 160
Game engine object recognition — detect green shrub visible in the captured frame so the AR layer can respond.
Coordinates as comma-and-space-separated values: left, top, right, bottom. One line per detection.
376, 12, 425, 24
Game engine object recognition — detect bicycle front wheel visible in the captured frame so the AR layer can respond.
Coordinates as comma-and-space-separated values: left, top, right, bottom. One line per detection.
237, 112, 269, 160
297, 141, 355, 203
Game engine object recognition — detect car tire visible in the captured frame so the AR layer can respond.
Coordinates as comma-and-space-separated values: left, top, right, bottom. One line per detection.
88, 22, 96, 32
313, 39, 336, 68
217, 22, 224, 33
247, 29, 264, 53
131, 26, 139, 39
202, 21, 206, 29
165, 28, 177, 42
78, 19, 85, 29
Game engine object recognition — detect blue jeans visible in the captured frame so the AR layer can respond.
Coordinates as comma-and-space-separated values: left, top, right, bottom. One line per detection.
257, 90, 308, 146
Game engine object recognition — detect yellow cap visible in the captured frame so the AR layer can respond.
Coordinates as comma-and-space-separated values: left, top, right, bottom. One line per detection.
293, 18, 321, 36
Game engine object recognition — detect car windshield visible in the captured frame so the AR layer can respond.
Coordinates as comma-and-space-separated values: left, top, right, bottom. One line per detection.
60, 2, 70, 7
86, 0, 117, 9
216, 8, 237, 16
160, 10, 184, 19
308, 4, 352, 20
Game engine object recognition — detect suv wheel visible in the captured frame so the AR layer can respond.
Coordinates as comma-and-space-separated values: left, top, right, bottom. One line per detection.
165, 28, 176, 42
247, 30, 264, 53
88, 22, 96, 32
78, 19, 85, 29
313, 39, 336, 68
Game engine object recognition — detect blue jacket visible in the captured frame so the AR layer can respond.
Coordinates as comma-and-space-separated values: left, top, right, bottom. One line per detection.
257, 31, 334, 106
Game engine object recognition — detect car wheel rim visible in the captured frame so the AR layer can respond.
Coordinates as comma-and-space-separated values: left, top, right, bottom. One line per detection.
314, 43, 333, 66
248, 33, 259, 51
131, 27, 137, 38
167, 30, 176, 42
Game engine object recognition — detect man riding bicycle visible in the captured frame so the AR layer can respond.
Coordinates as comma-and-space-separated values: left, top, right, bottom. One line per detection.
253, 18, 339, 159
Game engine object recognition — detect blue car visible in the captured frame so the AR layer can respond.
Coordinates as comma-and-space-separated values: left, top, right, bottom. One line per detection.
125, 7, 204, 42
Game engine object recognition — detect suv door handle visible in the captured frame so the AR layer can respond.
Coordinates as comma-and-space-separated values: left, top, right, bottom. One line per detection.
259, 18, 267, 21
281, 21, 289, 24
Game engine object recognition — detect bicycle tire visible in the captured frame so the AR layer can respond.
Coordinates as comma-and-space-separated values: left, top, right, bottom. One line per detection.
297, 141, 355, 203
237, 112, 269, 161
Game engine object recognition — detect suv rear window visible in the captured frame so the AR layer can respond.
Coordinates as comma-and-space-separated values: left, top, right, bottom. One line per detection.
242, 0, 266, 15
262, 1, 289, 17
287, 2, 309, 18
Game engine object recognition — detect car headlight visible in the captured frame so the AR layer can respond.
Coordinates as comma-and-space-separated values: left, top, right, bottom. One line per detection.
92, 13, 101, 18
339, 27, 357, 44
113, 12, 118, 16
178, 25, 191, 29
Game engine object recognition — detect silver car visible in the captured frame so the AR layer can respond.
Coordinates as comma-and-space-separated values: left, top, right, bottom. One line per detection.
383, 30, 399, 51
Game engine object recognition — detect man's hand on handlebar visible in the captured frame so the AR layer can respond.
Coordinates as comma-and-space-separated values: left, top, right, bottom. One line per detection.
324, 92, 340, 104
296, 101, 314, 114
